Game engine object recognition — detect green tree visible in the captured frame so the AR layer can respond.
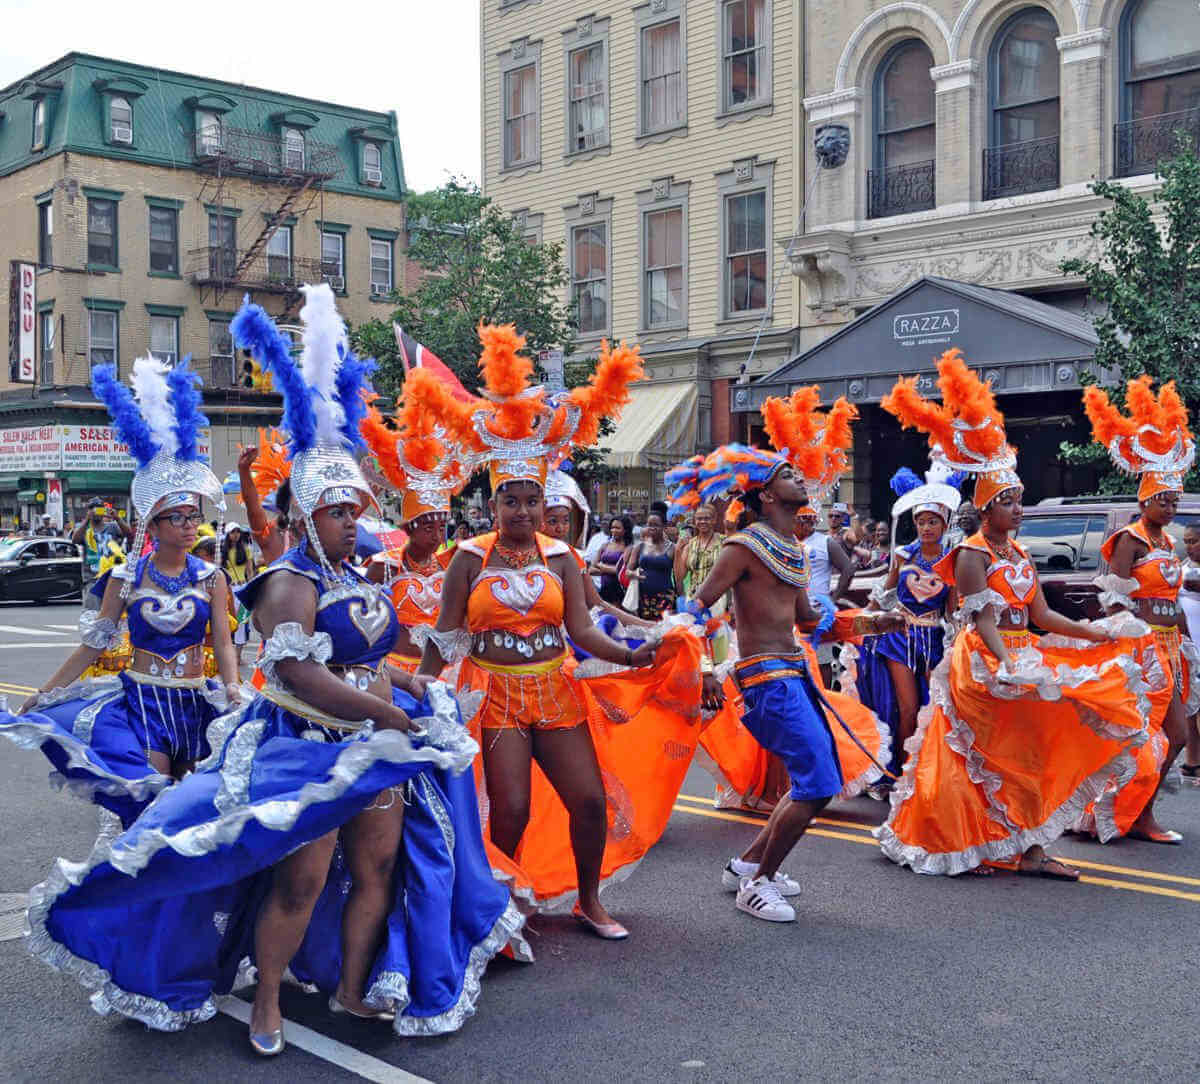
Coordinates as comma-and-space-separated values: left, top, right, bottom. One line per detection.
351, 179, 619, 496
1058, 141, 1200, 489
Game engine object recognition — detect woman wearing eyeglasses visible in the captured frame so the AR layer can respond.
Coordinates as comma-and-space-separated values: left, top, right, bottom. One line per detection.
0, 358, 238, 825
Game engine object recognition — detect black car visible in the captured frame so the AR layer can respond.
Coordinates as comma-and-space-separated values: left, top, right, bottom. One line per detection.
0, 536, 84, 602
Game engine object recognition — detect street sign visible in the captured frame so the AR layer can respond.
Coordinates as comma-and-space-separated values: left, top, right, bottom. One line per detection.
539, 348, 565, 394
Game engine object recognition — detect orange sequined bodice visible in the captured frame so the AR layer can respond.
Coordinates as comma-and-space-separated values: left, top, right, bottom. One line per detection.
1100, 520, 1182, 600
462, 532, 567, 636
935, 531, 1037, 610
387, 547, 453, 629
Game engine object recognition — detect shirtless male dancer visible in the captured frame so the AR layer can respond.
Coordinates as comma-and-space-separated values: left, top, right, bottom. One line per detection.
693, 451, 896, 922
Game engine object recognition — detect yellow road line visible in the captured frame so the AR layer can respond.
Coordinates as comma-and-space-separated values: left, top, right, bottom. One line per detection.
671, 797, 1200, 896
1077, 875, 1200, 904
0, 682, 36, 695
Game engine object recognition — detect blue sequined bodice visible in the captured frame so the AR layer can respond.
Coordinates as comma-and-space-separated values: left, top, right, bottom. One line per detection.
895, 542, 950, 615
98, 553, 217, 659
239, 546, 399, 668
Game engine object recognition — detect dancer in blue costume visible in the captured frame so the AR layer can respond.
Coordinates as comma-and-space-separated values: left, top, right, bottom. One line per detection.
1, 355, 235, 824
25, 286, 522, 1059
844, 464, 962, 792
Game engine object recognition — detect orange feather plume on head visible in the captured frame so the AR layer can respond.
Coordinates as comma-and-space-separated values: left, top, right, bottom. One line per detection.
359, 405, 404, 489
1085, 374, 1193, 477
881, 349, 1013, 473
558, 340, 645, 449
761, 384, 857, 499
396, 367, 477, 473
475, 322, 545, 442
244, 427, 291, 501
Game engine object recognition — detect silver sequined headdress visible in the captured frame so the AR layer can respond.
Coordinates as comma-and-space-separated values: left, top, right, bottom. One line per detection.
91, 356, 225, 597
231, 285, 378, 574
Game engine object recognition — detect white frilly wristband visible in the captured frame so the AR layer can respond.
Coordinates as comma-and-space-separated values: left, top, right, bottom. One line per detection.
259, 621, 333, 685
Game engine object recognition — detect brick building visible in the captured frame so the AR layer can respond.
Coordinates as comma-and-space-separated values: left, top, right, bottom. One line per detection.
0, 53, 407, 528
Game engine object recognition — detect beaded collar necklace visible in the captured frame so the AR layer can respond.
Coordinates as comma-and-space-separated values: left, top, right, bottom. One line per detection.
145, 555, 195, 595
730, 521, 809, 588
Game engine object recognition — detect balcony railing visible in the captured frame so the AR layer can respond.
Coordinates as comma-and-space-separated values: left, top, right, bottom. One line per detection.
1114, 108, 1200, 178
983, 135, 1060, 200
867, 160, 935, 219
188, 125, 342, 183
186, 247, 334, 293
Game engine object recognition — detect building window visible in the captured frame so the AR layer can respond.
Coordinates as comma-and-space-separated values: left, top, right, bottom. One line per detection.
209, 318, 234, 385
504, 64, 538, 167
362, 142, 382, 185
870, 39, 936, 218
370, 238, 393, 295
149, 206, 178, 274
724, 189, 767, 315
571, 223, 608, 335
32, 99, 46, 149
283, 127, 305, 170
641, 17, 684, 134
149, 315, 178, 365
89, 310, 118, 367
110, 96, 133, 143
986, 8, 1060, 199
267, 227, 292, 281
197, 110, 222, 155
208, 213, 237, 278
643, 207, 684, 328
568, 41, 608, 152
37, 202, 52, 267
87, 198, 118, 268
322, 231, 345, 290
1116, 0, 1200, 176
721, 0, 769, 112
39, 311, 54, 384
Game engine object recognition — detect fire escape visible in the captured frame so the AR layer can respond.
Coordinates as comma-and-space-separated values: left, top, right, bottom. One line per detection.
186, 125, 342, 314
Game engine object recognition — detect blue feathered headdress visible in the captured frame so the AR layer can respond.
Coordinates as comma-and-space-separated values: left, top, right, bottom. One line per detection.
698, 444, 787, 503
889, 467, 923, 498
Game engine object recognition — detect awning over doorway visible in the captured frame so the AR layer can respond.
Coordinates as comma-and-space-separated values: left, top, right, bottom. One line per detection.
732, 276, 1100, 413
602, 381, 698, 469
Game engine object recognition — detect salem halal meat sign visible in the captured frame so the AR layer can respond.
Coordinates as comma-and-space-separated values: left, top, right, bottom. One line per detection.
892, 307, 960, 348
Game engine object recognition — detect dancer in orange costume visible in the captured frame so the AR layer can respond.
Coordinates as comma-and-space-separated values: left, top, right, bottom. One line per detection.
359, 371, 477, 675
416, 325, 705, 937
685, 386, 892, 815
876, 351, 1152, 878
1081, 377, 1198, 843
238, 427, 294, 565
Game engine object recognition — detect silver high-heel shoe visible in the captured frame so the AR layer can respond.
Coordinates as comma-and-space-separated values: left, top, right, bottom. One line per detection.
328, 994, 396, 1022
249, 1027, 285, 1056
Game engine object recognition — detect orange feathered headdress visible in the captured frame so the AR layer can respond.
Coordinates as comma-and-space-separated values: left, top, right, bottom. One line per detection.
359, 369, 477, 524
1084, 376, 1194, 500
881, 349, 1020, 508
429, 322, 644, 491
243, 428, 291, 504
761, 384, 858, 504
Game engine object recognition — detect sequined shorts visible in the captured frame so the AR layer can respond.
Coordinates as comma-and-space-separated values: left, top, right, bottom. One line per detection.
464, 655, 588, 733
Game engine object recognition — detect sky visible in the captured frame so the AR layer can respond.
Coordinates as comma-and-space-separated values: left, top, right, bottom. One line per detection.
0, 0, 482, 193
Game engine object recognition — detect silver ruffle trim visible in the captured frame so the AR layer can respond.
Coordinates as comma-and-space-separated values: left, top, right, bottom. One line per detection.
78, 612, 119, 650
257, 621, 333, 685
1092, 573, 1138, 613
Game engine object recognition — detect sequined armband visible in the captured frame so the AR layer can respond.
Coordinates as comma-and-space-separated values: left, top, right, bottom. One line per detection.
957, 588, 1008, 623
259, 621, 333, 685
421, 626, 471, 665
1092, 573, 1138, 612
79, 611, 119, 650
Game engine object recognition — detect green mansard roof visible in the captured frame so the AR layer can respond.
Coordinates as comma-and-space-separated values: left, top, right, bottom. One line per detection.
0, 52, 405, 200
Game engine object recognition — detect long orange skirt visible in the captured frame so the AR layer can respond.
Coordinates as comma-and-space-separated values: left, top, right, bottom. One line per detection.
1088, 626, 1196, 840
697, 639, 890, 812
878, 628, 1151, 875
457, 628, 704, 913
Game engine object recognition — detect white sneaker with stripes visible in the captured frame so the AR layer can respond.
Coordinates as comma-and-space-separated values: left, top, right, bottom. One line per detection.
721, 860, 801, 896
735, 875, 796, 922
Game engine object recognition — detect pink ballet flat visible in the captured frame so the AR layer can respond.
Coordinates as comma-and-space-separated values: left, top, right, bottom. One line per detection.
572, 904, 629, 940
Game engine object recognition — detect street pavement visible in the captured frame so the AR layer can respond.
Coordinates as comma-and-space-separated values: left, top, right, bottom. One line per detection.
1, 600, 1199, 1083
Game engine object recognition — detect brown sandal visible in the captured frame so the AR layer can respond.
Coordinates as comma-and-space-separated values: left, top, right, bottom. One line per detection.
1017, 854, 1079, 881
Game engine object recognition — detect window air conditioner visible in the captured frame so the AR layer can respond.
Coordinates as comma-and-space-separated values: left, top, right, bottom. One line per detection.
112, 126, 133, 144
364, 166, 383, 185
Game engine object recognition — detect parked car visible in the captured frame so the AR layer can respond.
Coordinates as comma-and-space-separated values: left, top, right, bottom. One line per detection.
1019, 496, 1200, 621
0, 536, 84, 602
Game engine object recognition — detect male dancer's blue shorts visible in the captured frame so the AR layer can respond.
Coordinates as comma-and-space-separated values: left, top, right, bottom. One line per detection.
733, 653, 843, 801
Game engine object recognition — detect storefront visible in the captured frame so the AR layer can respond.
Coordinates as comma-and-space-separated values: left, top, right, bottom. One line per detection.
731, 276, 1103, 513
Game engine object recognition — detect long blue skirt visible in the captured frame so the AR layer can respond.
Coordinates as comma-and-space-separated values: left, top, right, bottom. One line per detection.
27, 682, 524, 1036
0, 673, 226, 825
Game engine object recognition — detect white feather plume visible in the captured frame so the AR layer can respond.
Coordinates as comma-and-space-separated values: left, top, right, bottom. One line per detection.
926, 460, 954, 485
130, 355, 178, 457
298, 283, 349, 446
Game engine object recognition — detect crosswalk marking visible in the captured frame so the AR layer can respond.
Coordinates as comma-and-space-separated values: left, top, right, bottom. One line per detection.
47, 624, 78, 631
0, 624, 68, 637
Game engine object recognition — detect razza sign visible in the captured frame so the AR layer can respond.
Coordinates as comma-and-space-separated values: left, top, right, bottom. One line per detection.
893, 308, 959, 346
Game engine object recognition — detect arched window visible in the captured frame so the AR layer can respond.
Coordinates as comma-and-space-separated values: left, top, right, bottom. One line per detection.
869, 39, 936, 218
362, 142, 382, 185
1116, 0, 1200, 176
283, 127, 305, 170
110, 97, 132, 144
985, 8, 1060, 198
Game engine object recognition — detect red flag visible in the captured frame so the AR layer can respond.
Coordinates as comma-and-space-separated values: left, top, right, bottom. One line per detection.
393, 324, 474, 403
